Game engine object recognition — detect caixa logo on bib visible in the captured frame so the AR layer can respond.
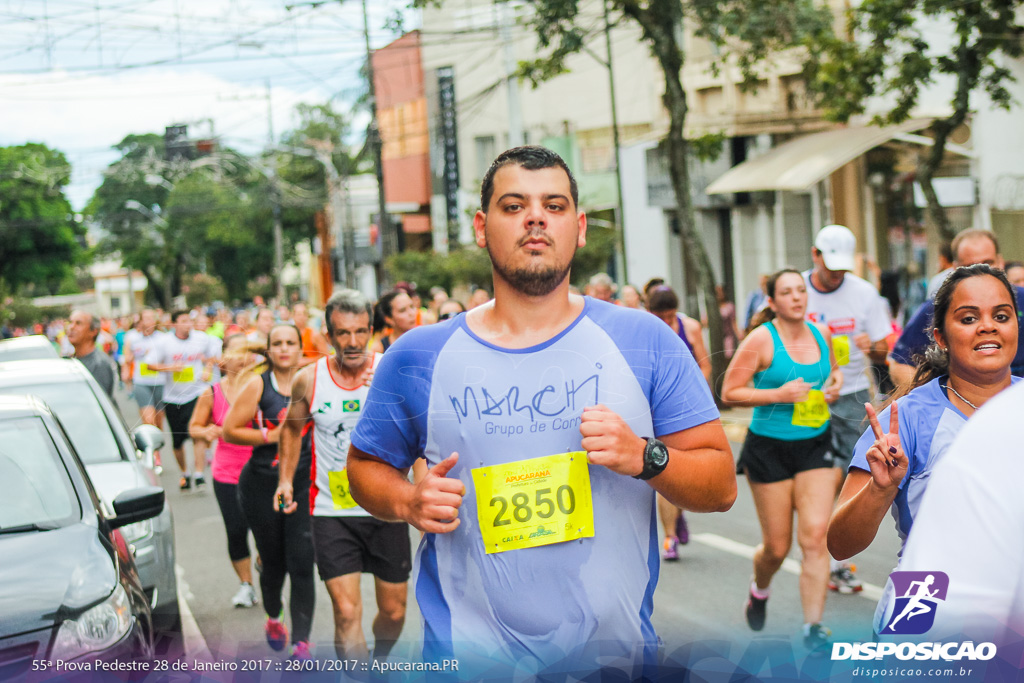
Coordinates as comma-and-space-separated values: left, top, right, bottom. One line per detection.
883, 571, 949, 635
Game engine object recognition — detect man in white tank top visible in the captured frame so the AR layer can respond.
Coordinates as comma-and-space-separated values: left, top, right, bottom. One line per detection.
276, 290, 410, 661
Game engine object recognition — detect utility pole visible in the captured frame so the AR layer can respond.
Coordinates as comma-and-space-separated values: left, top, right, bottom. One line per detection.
499, 1, 524, 147
363, 0, 399, 289
602, 0, 628, 284
267, 80, 285, 304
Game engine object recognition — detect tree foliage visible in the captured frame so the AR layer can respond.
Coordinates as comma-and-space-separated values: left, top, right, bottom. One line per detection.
87, 102, 361, 306
808, 0, 1024, 238
385, 247, 493, 295
0, 143, 84, 293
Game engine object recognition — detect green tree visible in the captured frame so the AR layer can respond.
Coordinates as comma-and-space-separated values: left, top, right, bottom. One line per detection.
275, 102, 367, 286
87, 134, 176, 306
419, 0, 833, 396
88, 134, 290, 306
0, 143, 84, 293
809, 0, 1024, 240
385, 247, 493, 294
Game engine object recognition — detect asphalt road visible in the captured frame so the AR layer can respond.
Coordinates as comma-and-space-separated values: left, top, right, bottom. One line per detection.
113, 387, 901, 665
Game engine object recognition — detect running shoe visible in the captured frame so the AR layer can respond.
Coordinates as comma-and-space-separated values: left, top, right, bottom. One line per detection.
179, 475, 191, 490
289, 641, 312, 660
231, 582, 258, 608
265, 616, 288, 651
194, 474, 206, 489
662, 536, 679, 561
745, 590, 768, 631
676, 512, 690, 545
828, 565, 864, 593
803, 623, 832, 655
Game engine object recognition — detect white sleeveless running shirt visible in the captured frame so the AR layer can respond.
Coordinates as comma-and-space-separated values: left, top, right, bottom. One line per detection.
309, 354, 380, 517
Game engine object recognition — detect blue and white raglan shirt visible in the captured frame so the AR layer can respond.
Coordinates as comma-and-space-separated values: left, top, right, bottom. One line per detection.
351, 298, 718, 675
850, 375, 1021, 634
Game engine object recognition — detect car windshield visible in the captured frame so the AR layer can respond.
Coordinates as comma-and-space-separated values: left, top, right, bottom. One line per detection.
0, 382, 123, 465
0, 417, 79, 530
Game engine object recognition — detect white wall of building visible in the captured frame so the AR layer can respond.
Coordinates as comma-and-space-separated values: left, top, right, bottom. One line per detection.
419, 0, 663, 198
620, 140, 670, 289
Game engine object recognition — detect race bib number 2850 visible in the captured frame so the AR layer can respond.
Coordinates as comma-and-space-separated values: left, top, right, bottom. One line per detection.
471, 451, 594, 555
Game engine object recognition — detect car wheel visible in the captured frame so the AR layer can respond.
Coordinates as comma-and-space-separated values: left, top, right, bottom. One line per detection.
152, 598, 184, 660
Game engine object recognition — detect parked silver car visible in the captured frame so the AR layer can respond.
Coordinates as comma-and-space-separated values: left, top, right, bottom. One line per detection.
0, 335, 60, 363
0, 360, 178, 647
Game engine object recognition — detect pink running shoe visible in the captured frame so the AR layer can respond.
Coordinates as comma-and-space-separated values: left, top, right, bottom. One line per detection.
289, 641, 312, 660
265, 616, 288, 651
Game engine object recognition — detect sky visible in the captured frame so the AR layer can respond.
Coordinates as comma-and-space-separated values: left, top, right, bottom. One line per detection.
0, 0, 415, 209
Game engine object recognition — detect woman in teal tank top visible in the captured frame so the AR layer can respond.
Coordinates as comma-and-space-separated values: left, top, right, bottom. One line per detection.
722, 269, 844, 653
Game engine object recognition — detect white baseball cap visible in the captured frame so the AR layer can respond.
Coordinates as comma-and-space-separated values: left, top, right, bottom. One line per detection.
814, 224, 856, 272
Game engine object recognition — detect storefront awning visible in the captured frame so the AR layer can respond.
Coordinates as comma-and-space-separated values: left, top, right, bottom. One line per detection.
705, 119, 933, 195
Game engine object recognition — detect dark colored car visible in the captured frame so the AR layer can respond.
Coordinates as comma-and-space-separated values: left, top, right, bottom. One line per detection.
0, 395, 165, 679
0, 360, 178, 647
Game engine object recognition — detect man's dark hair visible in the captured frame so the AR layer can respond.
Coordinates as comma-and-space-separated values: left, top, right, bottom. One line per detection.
324, 289, 373, 335
939, 240, 953, 264
171, 309, 190, 323
479, 145, 578, 212
646, 285, 679, 313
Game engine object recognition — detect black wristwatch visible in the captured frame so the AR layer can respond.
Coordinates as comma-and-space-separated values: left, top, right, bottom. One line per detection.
634, 437, 669, 480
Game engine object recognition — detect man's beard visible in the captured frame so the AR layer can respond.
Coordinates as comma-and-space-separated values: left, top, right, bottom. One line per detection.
487, 230, 576, 297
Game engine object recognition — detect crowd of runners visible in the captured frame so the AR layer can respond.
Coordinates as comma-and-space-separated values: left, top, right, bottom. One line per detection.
3, 145, 1021, 675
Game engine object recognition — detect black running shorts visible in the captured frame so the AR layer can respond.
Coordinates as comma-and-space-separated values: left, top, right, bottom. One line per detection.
164, 398, 198, 450
738, 428, 833, 484
310, 515, 412, 584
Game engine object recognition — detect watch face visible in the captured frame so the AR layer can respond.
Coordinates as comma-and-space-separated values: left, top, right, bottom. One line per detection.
649, 440, 669, 467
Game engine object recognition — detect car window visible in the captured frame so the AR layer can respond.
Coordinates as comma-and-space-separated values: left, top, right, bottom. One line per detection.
0, 346, 60, 362
0, 417, 79, 529
0, 383, 123, 465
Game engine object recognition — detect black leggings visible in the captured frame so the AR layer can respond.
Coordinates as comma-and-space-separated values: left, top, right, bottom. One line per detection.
213, 480, 250, 562
237, 463, 315, 644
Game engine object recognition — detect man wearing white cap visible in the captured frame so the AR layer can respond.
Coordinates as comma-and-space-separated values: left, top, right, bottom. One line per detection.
804, 224, 892, 594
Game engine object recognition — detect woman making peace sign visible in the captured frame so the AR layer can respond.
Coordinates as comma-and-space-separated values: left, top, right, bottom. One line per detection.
827, 264, 1019, 635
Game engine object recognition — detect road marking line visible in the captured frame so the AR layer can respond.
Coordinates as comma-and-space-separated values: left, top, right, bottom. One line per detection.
176, 563, 213, 662
691, 533, 884, 602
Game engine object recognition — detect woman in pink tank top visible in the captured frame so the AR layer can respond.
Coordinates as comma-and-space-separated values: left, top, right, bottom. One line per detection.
189, 334, 263, 608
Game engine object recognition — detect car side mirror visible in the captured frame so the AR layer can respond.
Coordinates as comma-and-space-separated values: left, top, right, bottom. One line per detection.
109, 486, 165, 529
132, 424, 165, 468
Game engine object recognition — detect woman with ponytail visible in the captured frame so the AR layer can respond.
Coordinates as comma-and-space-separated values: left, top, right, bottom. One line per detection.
828, 264, 1019, 635
722, 268, 844, 651
223, 324, 316, 659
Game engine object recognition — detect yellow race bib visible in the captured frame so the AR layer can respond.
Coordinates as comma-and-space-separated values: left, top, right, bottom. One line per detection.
139, 363, 158, 377
792, 389, 830, 428
832, 335, 851, 366
472, 451, 594, 555
327, 469, 359, 510
172, 366, 195, 383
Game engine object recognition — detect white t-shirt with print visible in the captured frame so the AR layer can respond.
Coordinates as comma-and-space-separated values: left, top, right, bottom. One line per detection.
803, 271, 891, 395
153, 331, 219, 405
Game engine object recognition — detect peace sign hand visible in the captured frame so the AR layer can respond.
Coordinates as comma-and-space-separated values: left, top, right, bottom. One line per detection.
863, 401, 907, 492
